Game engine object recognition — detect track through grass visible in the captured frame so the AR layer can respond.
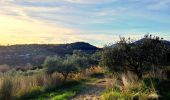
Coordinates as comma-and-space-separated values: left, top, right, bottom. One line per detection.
20, 80, 88, 100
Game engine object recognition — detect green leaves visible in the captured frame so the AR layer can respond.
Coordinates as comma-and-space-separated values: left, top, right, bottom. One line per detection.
100, 34, 168, 79
43, 53, 93, 80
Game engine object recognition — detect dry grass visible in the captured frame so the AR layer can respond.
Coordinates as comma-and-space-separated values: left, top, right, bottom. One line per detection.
0, 72, 82, 99
85, 66, 105, 77
0, 77, 13, 100
102, 72, 159, 100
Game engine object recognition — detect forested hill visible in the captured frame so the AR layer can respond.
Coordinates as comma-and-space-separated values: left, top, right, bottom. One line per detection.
133, 38, 170, 46
0, 42, 100, 66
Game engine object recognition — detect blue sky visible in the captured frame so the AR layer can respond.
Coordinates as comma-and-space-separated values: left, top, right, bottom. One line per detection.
0, 0, 170, 47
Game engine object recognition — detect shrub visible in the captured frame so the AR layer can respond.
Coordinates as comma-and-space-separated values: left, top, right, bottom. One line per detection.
43, 56, 78, 81
43, 55, 92, 81
100, 35, 168, 79
0, 78, 13, 100
43, 56, 63, 74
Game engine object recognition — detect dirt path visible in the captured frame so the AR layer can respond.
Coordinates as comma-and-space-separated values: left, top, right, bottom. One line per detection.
72, 78, 109, 100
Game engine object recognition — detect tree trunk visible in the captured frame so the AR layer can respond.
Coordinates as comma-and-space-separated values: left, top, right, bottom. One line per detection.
134, 66, 142, 79
138, 72, 142, 79
63, 73, 68, 82
138, 62, 143, 79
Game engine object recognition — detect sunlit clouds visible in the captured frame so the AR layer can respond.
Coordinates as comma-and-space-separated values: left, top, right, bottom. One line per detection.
0, 0, 170, 47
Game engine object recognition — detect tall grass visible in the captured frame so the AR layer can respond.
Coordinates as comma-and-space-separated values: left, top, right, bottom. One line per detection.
0, 77, 13, 100
0, 66, 100, 100
14, 73, 63, 98
101, 72, 159, 100
0, 71, 77, 99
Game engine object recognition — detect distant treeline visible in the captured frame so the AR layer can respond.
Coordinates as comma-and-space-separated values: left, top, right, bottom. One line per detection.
0, 42, 100, 67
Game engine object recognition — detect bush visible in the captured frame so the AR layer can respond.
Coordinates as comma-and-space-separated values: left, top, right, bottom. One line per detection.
43, 56, 63, 74
0, 78, 13, 100
100, 35, 168, 79
43, 55, 92, 81
43, 56, 78, 81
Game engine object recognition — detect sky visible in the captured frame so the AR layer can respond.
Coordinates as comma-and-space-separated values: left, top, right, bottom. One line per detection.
0, 0, 170, 47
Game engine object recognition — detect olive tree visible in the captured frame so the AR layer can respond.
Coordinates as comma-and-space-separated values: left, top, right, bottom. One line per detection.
43, 54, 93, 81
43, 56, 63, 74
43, 56, 77, 81
101, 35, 168, 79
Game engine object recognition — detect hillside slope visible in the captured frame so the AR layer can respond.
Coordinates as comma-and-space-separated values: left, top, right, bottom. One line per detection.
0, 42, 100, 66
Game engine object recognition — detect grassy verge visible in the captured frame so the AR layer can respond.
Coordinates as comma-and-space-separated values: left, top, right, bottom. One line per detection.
19, 80, 88, 100
101, 74, 159, 100
0, 67, 103, 100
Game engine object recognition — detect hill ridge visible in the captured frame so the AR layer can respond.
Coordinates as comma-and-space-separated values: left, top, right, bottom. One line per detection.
0, 42, 100, 66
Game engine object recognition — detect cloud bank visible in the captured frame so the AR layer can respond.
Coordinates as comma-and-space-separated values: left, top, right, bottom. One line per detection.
0, 0, 170, 47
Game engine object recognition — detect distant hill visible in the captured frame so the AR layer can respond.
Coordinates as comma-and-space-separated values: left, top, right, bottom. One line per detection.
133, 38, 170, 46
0, 42, 100, 67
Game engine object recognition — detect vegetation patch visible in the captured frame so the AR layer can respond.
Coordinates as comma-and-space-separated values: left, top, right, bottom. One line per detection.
24, 81, 88, 100
101, 74, 159, 100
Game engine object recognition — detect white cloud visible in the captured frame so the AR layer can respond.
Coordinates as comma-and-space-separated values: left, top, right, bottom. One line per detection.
142, 0, 170, 10
0, 0, 169, 46
0, 0, 79, 44
63, 0, 117, 4
0, 1, 119, 46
